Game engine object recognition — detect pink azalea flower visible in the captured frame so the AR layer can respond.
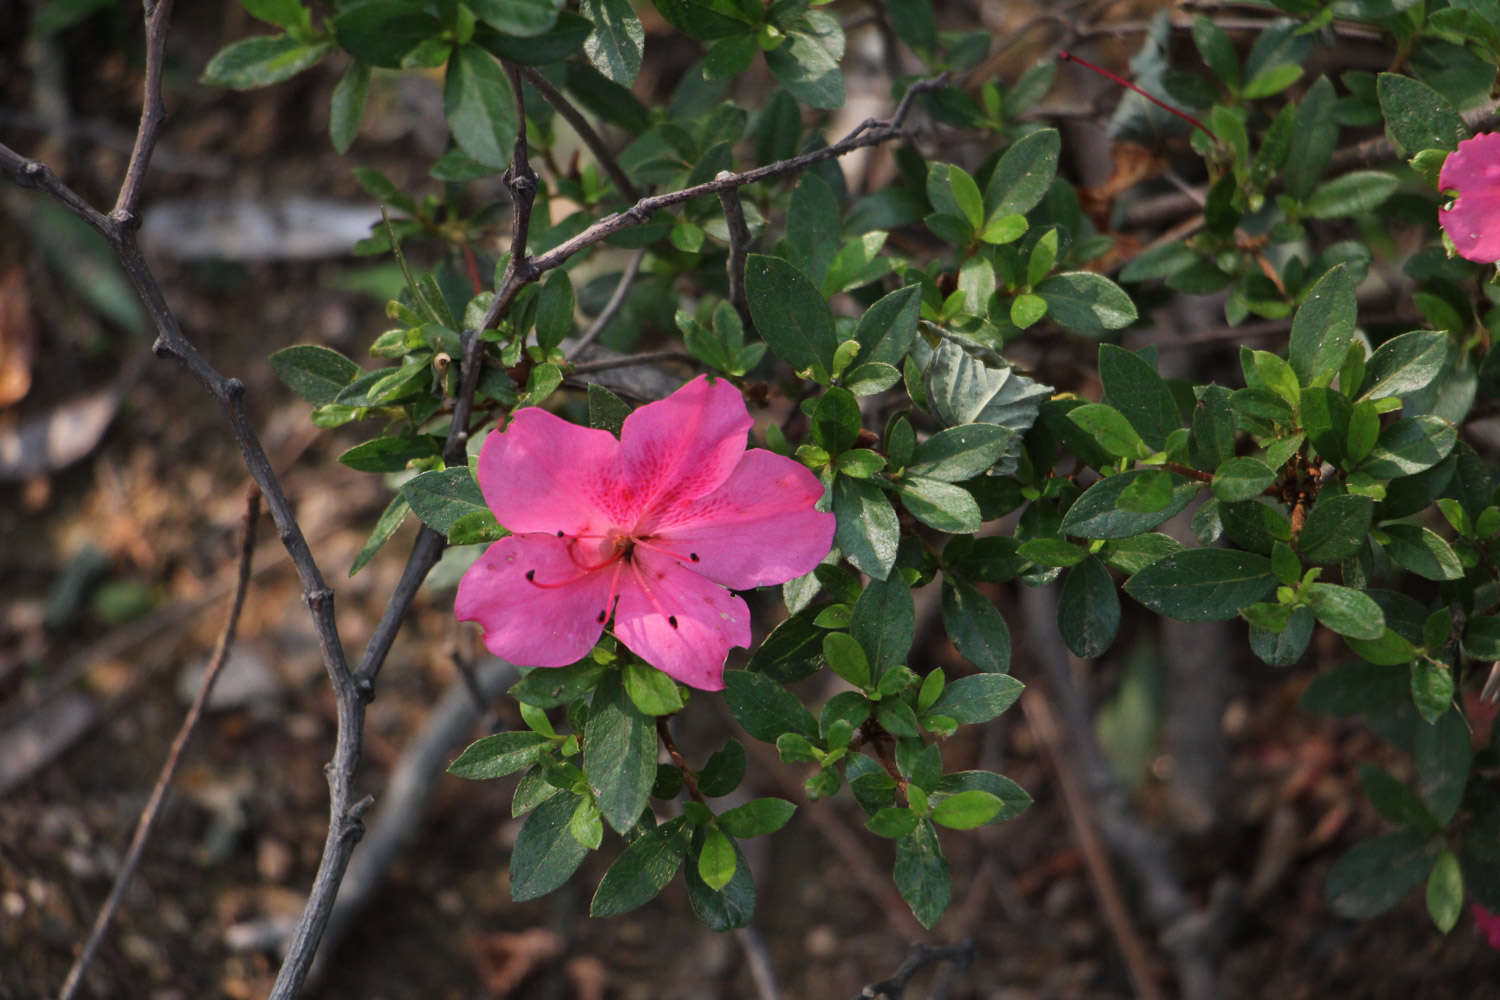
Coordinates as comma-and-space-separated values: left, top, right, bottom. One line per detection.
1475, 904, 1500, 950
1439, 132, 1500, 264
455, 375, 834, 691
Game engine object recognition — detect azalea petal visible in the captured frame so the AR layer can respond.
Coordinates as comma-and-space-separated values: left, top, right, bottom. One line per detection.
618, 375, 753, 516
476, 408, 623, 535
455, 534, 613, 667
1439, 132, 1500, 264
644, 449, 835, 589
612, 551, 750, 690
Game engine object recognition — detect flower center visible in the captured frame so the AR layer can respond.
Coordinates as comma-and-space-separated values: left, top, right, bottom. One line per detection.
523, 529, 703, 630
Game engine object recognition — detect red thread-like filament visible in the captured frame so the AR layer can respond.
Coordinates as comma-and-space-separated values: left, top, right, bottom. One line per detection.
1058, 49, 1218, 142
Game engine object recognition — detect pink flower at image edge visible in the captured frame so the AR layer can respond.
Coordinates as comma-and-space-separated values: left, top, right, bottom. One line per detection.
454, 375, 835, 691
1475, 905, 1500, 950
1439, 132, 1500, 264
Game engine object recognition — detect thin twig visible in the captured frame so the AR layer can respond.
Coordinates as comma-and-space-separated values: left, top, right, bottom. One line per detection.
735, 926, 782, 1000
112, 0, 172, 220
716, 180, 753, 328
569, 349, 697, 375
518, 64, 640, 201
852, 941, 974, 1000
570, 247, 646, 357
57, 486, 260, 1000
657, 716, 704, 803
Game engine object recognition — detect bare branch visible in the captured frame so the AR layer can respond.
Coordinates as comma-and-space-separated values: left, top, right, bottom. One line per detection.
570, 247, 647, 357
58, 486, 260, 1000
852, 941, 974, 1000
519, 64, 641, 201
715, 180, 753, 328
569, 349, 697, 375
112, 0, 174, 220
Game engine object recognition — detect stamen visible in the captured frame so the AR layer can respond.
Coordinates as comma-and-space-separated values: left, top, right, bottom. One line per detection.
629, 558, 679, 631
632, 536, 700, 564
1058, 50, 1218, 142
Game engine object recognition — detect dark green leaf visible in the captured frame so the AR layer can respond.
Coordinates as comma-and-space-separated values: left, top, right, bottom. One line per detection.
329, 60, 370, 154
590, 817, 690, 916
747, 609, 826, 684
1250, 605, 1315, 666
812, 387, 861, 456
1212, 457, 1277, 503
585, 671, 658, 833
717, 798, 796, 838
685, 827, 756, 930
1326, 831, 1436, 918
401, 467, 487, 535
940, 577, 1011, 673
1289, 265, 1356, 387
1061, 470, 1199, 539
908, 424, 1014, 482
1377, 72, 1467, 156
444, 44, 518, 169
510, 791, 590, 901
1359, 765, 1437, 830
350, 493, 410, 576
1035, 271, 1137, 337
983, 128, 1060, 220
851, 574, 915, 681
587, 382, 632, 437
834, 476, 899, 580
1300, 659, 1410, 718
582, 0, 644, 85
1304, 582, 1385, 640
332, 3, 440, 68
698, 740, 747, 798
1415, 708, 1470, 825
745, 254, 837, 381
449, 731, 553, 779
1359, 330, 1449, 401
723, 670, 818, 743
1058, 556, 1119, 658
897, 477, 981, 533
269, 345, 360, 405
1297, 494, 1373, 564
894, 820, 950, 928
535, 270, 575, 352
764, 23, 845, 110
510, 661, 607, 708
1123, 549, 1276, 622
853, 285, 921, 368
1099, 344, 1178, 449
926, 673, 1024, 725
338, 434, 440, 473
1286, 76, 1337, 200
1381, 524, 1463, 581
1359, 416, 1457, 479
470, 0, 563, 36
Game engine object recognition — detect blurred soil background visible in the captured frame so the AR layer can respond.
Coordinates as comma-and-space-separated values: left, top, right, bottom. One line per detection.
2, 1, 1500, 998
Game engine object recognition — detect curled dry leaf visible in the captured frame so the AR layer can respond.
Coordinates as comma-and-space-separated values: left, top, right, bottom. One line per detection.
0, 266, 37, 408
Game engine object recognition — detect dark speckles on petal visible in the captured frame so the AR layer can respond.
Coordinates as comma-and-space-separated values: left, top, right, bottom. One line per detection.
525, 570, 536, 581
668, 615, 678, 629
689, 552, 700, 562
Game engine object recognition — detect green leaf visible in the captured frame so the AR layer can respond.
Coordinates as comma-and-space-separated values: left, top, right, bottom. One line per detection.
852, 285, 921, 368
1289, 265, 1357, 387
1062, 470, 1199, 539
1300, 659, 1409, 718
1359, 331, 1449, 401
1381, 524, 1463, 581
1212, 457, 1277, 503
926, 673, 1024, 725
329, 60, 370, 154
1250, 606, 1315, 666
585, 671, 658, 833
940, 577, 1011, 673
1411, 660, 1455, 725
1058, 556, 1120, 659
470, 0, 563, 36
1377, 72, 1467, 156
745, 254, 837, 382
908, 424, 1014, 482
590, 816, 690, 916
722, 670, 818, 743
1286, 75, 1337, 200
1297, 494, 1372, 564
1035, 271, 1137, 337
1359, 416, 1457, 478
1427, 849, 1465, 934
932, 770, 1031, 823
510, 791, 590, 901
984, 128, 1060, 220
834, 476, 899, 580
927, 163, 984, 232
812, 387, 862, 456
1415, 708, 1470, 825
1303, 583, 1385, 640
269, 345, 360, 405
535, 270, 575, 353
586, 383, 632, 437
685, 827, 756, 930
822, 632, 871, 691
1463, 616, 1500, 659
747, 609, 826, 684
400, 467, 487, 535
764, 21, 845, 110
717, 798, 797, 838
448, 731, 553, 779
569, 796, 603, 850
332, 3, 440, 68
897, 477, 981, 533
894, 820, 950, 928
444, 44, 518, 169
338, 435, 440, 473
1067, 403, 1148, 460
851, 574, 915, 681
582, 0, 643, 85
1359, 765, 1437, 830
867, 807, 921, 839
200, 34, 331, 89
650, 0, 750, 39
697, 740, 747, 798
350, 493, 410, 576
919, 341, 1053, 477
1123, 549, 1276, 622
1098, 344, 1179, 450
697, 827, 737, 891
622, 660, 684, 716
1326, 831, 1437, 918
1303, 170, 1398, 219
930, 789, 1003, 830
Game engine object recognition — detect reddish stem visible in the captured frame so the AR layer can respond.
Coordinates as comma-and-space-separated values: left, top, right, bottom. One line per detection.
1058, 50, 1218, 143
461, 241, 483, 295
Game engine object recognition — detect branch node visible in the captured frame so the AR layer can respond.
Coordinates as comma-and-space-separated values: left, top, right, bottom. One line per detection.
109, 208, 142, 232
348, 794, 375, 822
306, 587, 334, 613
354, 674, 375, 705
224, 377, 246, 401
151, 337, 174, 359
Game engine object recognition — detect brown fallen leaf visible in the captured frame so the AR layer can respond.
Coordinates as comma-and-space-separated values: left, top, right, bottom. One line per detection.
0, 386, 121, 482
468, 927, 564, 996
0, 266, 37, 408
